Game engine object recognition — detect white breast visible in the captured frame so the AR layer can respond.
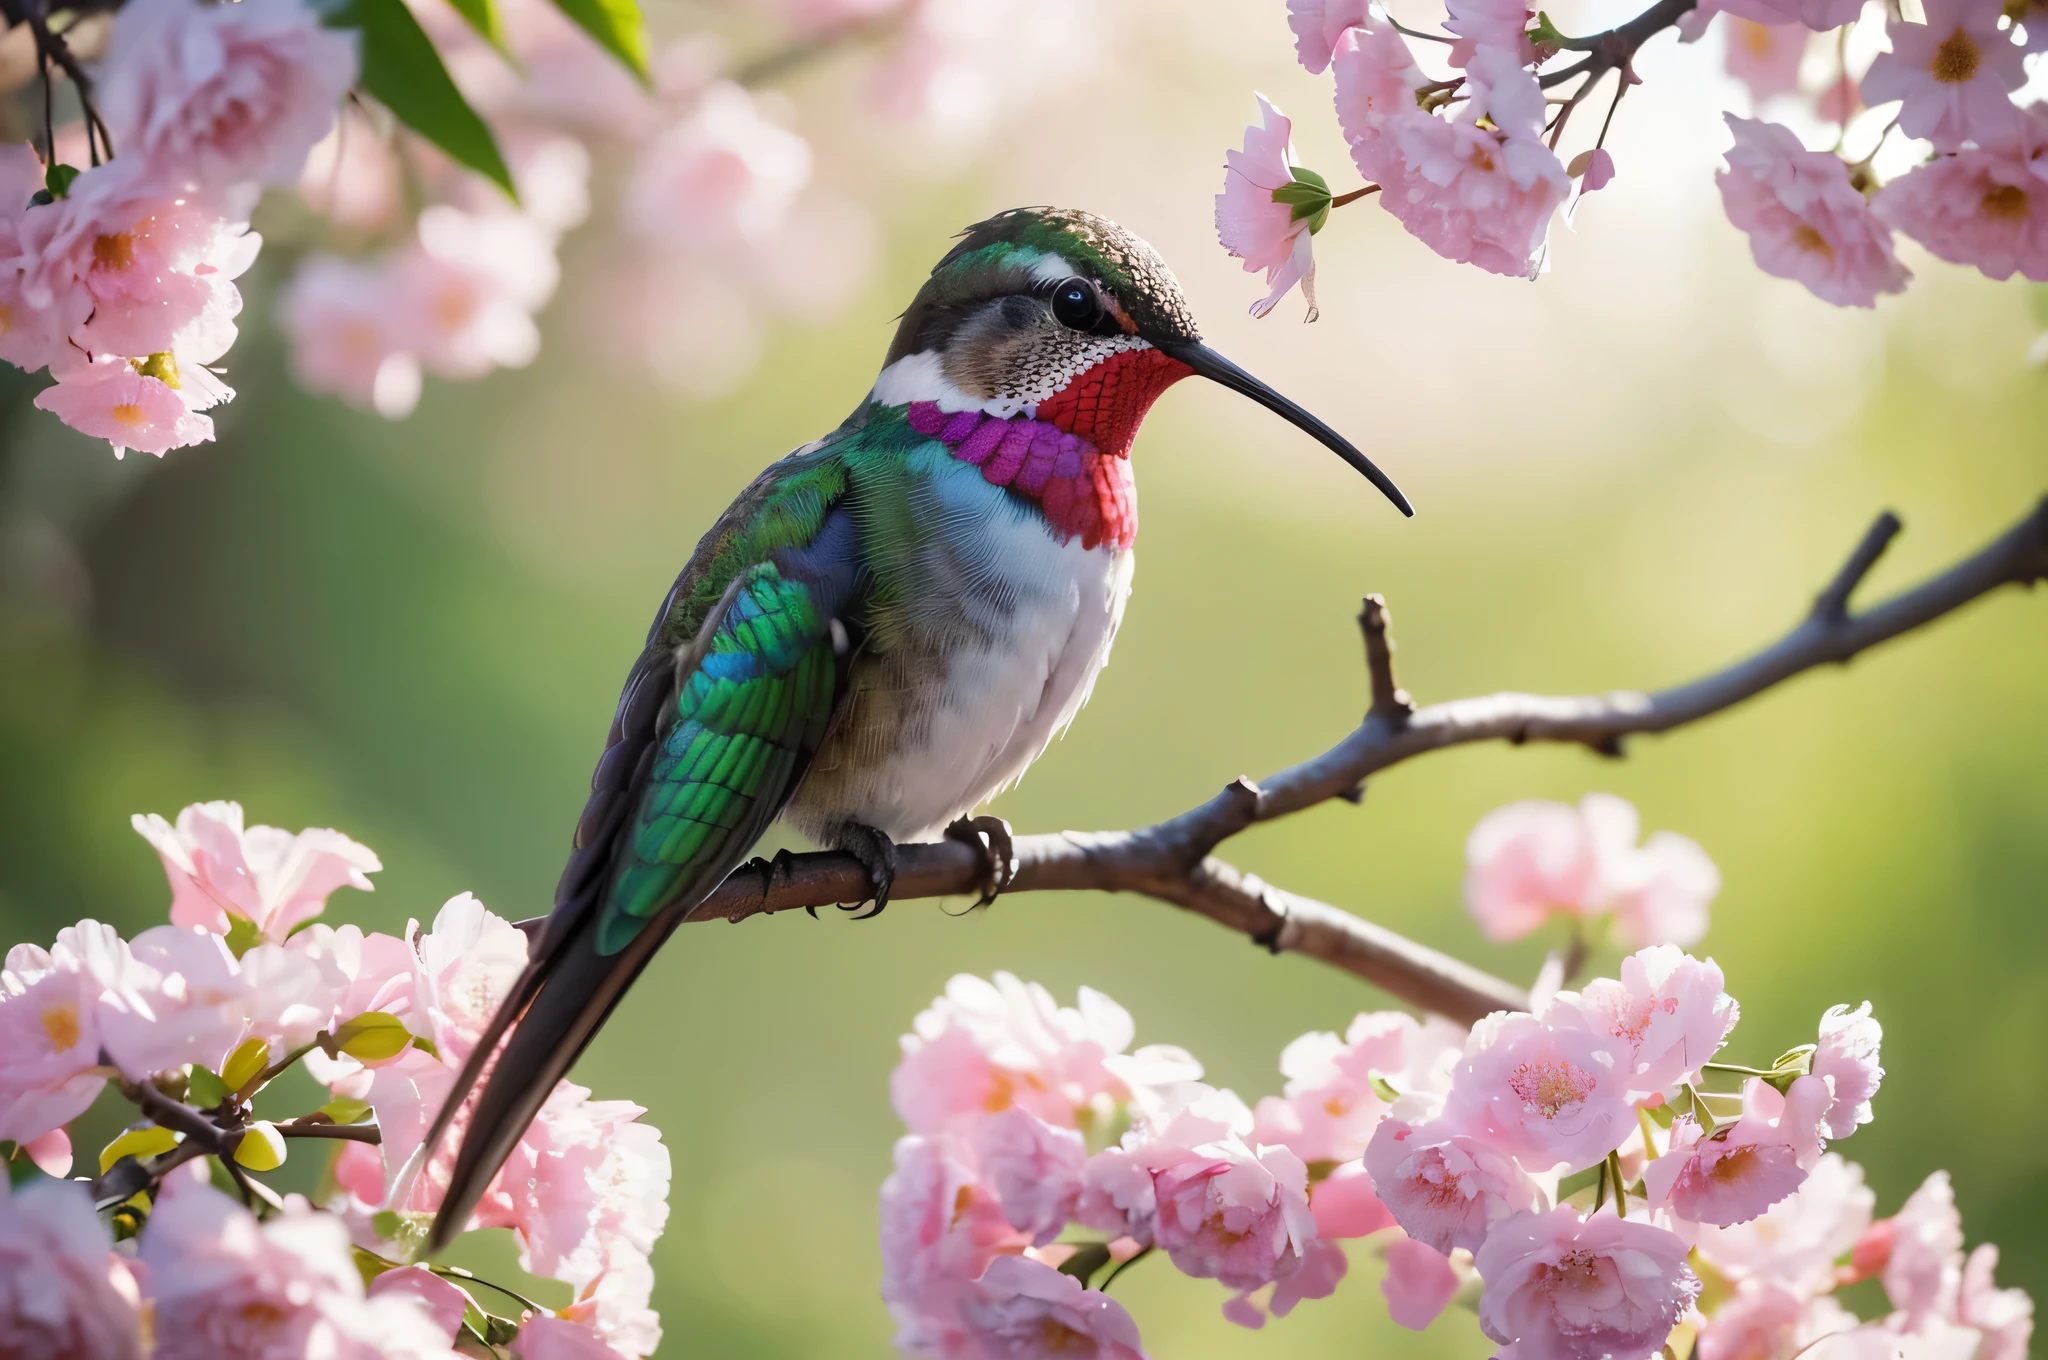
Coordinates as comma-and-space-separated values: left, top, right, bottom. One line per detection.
787, 456, 1134, 843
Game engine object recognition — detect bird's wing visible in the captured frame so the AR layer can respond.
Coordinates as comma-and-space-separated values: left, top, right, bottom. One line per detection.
424, 449, 860, 1249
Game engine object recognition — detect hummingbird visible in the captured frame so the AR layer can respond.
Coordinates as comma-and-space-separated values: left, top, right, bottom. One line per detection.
422, 206, 1411, 1249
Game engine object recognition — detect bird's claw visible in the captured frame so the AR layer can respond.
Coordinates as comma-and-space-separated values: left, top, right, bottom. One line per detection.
944, 815, 1016, 909
839, 824, 897, 920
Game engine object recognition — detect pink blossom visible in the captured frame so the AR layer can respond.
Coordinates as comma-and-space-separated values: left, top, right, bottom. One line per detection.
1702, 0, 1862, 32
1447, 1008, 1635, 1172
1718, 115, 1911, 307
1251, 1010, 1430, 1163
1726, 19, 1810, 100
32, 364, 213, 459
891, 972, 1194, 1137
1289, 0, 1371, 72
1375, 108, 1569, 279
98, 0, 357, 190
1567, 946, 1739, 1096
1311, 1159, 1398, 1239
1444, 0, 1536, 65
1333, 22, 1428, 186
0, 1176, 143, 1360
1644, 1077, 1832, 1227
1474, 1206, 1701, 1360
1579, 148, 1617, 193
408, 892, 531, 1061
0, 924, 124, 1142
1217, 94, 1320, 320
1697, 1287, 1860, 1360
21, 1126, 72, 1176
289, 924, 415, 1042
1365, 1097, 1549, 1253
1811, 1001, 1883, 1139
623, 83, 811, 248
1959, 1245, 2034, 1360
496, 1084, 670, 1358
1883, 1172, 1964, 1323
514, 1315, 634, 1360
132, 800, 380, 942
1077, 1088, 1316, 1290
141, 1169, 461, 1360
278, 254, 422, 419
880, 1133, 1028, 1321
1464, 794, 1720, 947
391, 206, 556, 380
967, 1107, 1086, 1245
1226, 1236, 1351, 1329
15, 163, 256, 365
949, 1256, 1149, 1359
299, 105, 403, 232
1860, 0, 2025, 151
1874, 111, 2048, 283
1693, 1152, 1874, 1297
1384, 1234, 1462, 1330
367, 1267, 468, 1340
95, 925, 253, 1076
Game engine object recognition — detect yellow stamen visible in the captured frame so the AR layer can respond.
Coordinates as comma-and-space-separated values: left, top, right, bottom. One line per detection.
1930, 27, 1980, 83
93, 232, 136, 271
42, 1002, 81, 1050
1792, 224, 1835, 259
1980, 184, 2029, 219
111, 403, 148, 428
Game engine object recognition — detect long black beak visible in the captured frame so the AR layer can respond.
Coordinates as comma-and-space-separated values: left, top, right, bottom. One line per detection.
1154, 338, 1413, 518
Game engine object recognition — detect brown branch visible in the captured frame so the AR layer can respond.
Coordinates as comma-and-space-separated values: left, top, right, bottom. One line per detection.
277, 1120, 383, 1144
521, 498, 2045, 1029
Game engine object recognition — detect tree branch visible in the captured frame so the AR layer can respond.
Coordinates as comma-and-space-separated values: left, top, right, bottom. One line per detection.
521, 499, 2045, 1028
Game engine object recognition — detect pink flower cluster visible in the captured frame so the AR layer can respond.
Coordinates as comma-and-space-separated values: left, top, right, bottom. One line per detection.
873, 942, 1988, 1360
0, 0, 355, 456
1464, 793, 1721, 948
0, 801, 670, 1360
1226, 0, 2048, 312
1218, 3, 1572, 311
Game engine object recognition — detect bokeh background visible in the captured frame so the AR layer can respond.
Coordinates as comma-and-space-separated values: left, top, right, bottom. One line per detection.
3, 0, 2046, 1354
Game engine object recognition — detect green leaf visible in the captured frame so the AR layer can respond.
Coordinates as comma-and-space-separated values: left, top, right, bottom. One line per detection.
221, 1037, 271, 1094
222, 911, 263, 959
1369, 1074, 1401, 1104
187, 1065, 231, 1109
1055, 1242, 1113, 1287
316, 0, 516, 196
1645, 1100, 1677, 1128
321, 1097, 374, 1124
371, 1209, 406, 1241
1288, 165, 1331, 194
333, 1012, 415, 1061
1557, 1164, 1604, 1201
442, 0, 511, 55
411, 1033, 441, 1059
234, 1121, 287, 1171
100, 1124, 180, 1174
547, 0, 649, 83
1270, 180, 1332, 209
353, 1244, 400, 1290
43, 162, 79, 198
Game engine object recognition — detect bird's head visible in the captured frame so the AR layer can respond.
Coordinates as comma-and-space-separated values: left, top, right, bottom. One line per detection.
871, 206, 1411, 516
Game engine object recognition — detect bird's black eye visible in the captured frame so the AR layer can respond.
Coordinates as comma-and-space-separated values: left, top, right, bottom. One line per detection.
1049, 276, 1104, 331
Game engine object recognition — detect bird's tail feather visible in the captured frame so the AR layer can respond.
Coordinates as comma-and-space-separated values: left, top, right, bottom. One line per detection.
423, 902, 687, 1253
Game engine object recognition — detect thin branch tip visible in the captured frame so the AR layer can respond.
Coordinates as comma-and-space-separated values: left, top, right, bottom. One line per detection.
1812, 510, 1905, 623
1359, 593, 1416, 721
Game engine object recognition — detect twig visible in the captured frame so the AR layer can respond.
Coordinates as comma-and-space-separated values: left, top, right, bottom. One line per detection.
277, 1119, 384, 1144
519, 499, 2047, 1029
1539, 0, 1696, 89
1359, 593, 1415, 727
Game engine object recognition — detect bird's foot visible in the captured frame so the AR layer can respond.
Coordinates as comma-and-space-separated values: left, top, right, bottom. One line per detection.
838, 823, 898, 921
944, 815, 1016, 909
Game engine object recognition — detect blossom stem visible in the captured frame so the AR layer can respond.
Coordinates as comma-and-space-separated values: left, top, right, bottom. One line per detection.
1606, 1150, 1628, 1217
1099, 1246, 1154, 1292
1637, 1106, 1661, 1161
425, 1263, 552, 1316
275, 1120, 383, 1143
1330, 185, 1383, 209
238, 1041, 322, 1102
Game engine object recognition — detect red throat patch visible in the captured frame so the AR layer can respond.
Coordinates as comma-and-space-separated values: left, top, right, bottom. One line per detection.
904, 345, 1192, 553
1034, 346, 1195, 461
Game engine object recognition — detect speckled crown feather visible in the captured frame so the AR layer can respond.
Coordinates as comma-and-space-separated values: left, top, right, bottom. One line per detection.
885, 207, 1203, 366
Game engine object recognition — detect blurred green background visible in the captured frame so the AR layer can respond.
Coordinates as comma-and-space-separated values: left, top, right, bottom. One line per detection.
2, 2, 2046, 1353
